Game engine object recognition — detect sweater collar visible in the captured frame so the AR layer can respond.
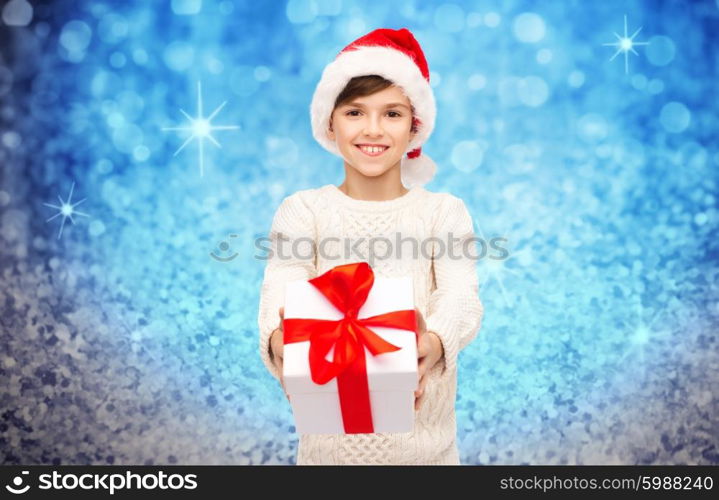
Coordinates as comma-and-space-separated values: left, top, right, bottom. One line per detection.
323, 184, 425, 212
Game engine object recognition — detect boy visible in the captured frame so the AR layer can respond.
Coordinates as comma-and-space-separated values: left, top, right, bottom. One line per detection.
257, 28, 484, 465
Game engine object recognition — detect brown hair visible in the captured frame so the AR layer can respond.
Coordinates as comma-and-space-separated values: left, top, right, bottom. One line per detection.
330, 75, 418, 134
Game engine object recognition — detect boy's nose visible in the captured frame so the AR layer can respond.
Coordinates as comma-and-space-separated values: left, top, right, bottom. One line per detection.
363, 118, 383, 136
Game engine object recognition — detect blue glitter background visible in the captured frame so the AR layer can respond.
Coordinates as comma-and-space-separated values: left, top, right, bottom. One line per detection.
1, 0, 717, 465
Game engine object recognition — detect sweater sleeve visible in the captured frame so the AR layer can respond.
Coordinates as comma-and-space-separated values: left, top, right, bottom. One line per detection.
257, 193, 317, 382
424, 195, 484, 377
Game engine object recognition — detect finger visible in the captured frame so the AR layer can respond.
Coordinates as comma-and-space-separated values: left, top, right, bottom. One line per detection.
415, 308, 426, 334
416, 332, 428, 357
417, 357, 428, 378
276, 337, 284, 360
419, 373, 427, 393
415, 371, 428, 394
417, 335, 427, 358
279, 363, 289, 400
273, 326, 285, 358
271, 337, 283, 362
414, 389, 425, 410
414, 356, 429, 397
414, 372, 426, 397
415, 388, 425, 411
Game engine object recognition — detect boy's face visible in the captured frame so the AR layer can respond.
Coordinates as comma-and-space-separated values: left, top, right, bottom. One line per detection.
327, 85, 416, 179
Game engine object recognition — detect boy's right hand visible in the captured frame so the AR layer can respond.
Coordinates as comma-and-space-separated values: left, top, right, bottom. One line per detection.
270, 307, 289, 401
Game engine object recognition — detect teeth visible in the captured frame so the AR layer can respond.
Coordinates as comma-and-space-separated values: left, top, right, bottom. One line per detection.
358, 145, 387, 154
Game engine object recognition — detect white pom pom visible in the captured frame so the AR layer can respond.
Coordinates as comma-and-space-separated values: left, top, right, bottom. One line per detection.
400, 153, 436, 189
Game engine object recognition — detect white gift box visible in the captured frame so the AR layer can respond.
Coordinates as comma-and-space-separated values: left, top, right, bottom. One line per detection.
283, 274, 418, 434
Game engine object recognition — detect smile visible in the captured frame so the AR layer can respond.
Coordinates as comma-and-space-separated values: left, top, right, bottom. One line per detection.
355, 144, 389, 157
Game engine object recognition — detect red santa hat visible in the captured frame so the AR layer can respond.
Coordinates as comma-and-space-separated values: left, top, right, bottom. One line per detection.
310, 27, 437, 189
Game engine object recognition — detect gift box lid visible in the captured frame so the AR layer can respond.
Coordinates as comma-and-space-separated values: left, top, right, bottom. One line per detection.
283, 274, 418, 395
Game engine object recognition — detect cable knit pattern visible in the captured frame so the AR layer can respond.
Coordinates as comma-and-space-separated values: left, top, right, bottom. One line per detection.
257, 184, 484, 465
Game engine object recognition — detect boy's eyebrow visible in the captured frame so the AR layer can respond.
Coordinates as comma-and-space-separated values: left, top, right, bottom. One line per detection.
343, 101, 410, 110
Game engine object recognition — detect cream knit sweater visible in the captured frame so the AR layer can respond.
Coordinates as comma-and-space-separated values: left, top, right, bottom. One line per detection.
257, 183, 484, 465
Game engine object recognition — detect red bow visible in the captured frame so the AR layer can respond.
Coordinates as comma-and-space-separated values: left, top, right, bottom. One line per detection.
283, 261, 418, 433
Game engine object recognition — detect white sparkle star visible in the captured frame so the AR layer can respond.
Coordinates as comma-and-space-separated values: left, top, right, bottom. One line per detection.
472, 218, 531, 309
620, 303, 669, 382
602, 14, 650, 74
162, 81, 240, 176
43, 181, 89, 239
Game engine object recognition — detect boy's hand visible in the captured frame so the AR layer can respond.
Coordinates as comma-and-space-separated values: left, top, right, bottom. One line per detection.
414, 307, 444, 411
269, 307, 289, 401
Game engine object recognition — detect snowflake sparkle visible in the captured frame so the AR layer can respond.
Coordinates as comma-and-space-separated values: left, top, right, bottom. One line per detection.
602, 14, 650, 74
162, 81, 240, 176
43, 181, 89, 239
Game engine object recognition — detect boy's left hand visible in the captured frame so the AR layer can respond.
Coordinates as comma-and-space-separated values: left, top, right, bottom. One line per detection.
414, 308, 444, 411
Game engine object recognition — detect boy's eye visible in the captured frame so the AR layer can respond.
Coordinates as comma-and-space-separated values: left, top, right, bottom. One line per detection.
345, 110, 402, 117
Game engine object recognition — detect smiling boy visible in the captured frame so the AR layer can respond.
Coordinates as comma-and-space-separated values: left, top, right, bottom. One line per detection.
257, 28, 484, 465
329, 83, 416, 201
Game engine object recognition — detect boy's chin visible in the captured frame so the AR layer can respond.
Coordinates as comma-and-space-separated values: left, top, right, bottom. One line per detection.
349, 164, 394, 178
345, 158, 400, 177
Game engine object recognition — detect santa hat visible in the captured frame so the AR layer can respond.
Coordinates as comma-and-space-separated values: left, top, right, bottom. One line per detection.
310, 27, 437, 189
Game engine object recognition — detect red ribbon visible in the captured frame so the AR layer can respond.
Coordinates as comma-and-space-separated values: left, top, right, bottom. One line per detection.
283, 261, 418, 433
